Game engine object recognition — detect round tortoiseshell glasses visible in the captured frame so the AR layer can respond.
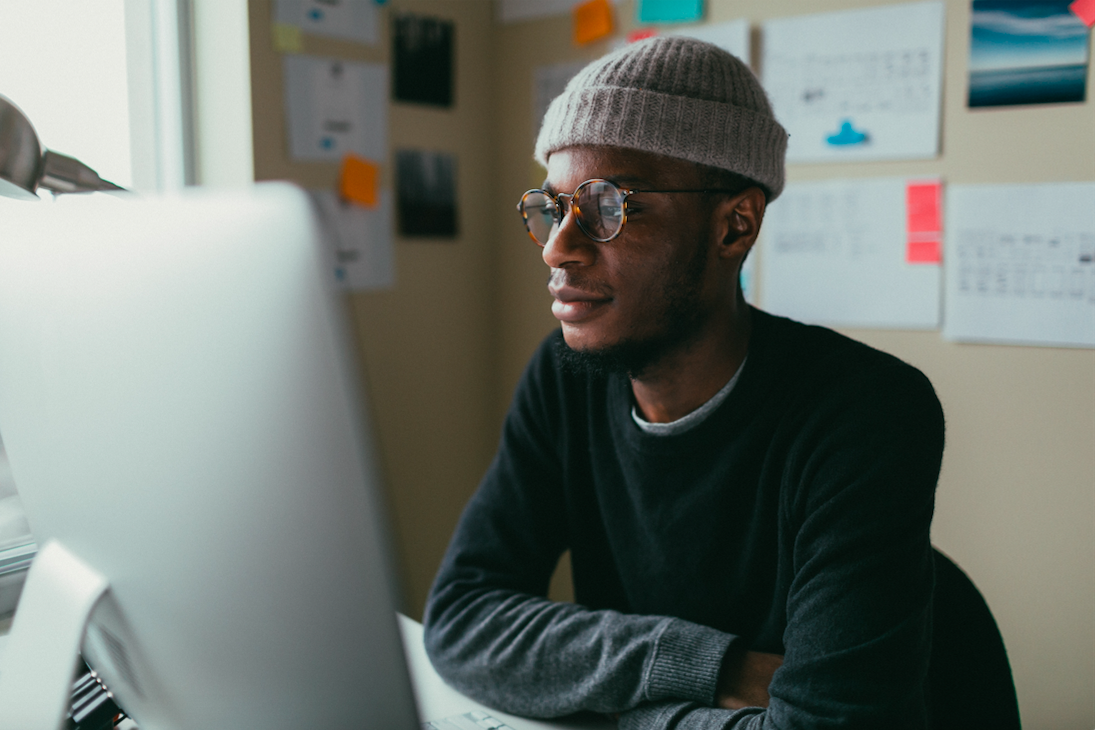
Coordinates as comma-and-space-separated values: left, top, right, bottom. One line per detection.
517, 178, 740, 246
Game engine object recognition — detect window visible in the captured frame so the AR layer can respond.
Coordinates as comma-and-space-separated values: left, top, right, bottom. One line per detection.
0, 0, 197, 615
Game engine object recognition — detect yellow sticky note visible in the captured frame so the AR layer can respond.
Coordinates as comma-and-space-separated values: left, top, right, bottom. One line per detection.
573, 0, 614, 45
339, 154, 379, 208
272, 23, 303, 54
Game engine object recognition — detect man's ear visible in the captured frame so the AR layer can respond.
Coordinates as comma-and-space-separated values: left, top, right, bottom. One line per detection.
715, 187, 767, 260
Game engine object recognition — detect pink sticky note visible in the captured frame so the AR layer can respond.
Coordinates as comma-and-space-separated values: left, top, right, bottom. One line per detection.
628, 29, 658, 43
907, 236, 942, 264
906, 181, 941, 234
1070, 0, 1095, 27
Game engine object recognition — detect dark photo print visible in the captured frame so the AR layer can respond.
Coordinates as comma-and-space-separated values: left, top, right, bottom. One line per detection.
968, 0, 1090, 108
393, 13, 454, 107
396, 149, 457, 238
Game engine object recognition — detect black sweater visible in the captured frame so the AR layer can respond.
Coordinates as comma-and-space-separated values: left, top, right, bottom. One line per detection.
424, 309, 945, 729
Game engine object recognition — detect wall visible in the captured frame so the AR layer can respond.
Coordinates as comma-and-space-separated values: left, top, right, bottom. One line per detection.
245, 1, 1093, 727
490, 2, 1094, 729
248, 0, 499, 618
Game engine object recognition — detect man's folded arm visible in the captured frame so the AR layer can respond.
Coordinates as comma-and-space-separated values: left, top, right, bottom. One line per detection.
425, 579, 737, 717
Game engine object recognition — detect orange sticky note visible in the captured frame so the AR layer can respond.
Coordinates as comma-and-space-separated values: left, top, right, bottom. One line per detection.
339, 155, 378, 208
1070, 0, 1095, 27
574, 0, 614, 45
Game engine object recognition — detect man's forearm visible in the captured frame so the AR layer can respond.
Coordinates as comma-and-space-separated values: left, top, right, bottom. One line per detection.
424, 585, 737, 718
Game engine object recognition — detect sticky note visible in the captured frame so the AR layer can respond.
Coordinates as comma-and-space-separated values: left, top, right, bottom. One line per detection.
574, 0, 614, 45
628, 29, 659, 43
638, 0, 704, 24
272, 23, 303, 54
906, 180, 942, 264
906, 238, 941, 264
1069, 0, 1095, 27
907, 181, 942, 233
340, 154, 379, 208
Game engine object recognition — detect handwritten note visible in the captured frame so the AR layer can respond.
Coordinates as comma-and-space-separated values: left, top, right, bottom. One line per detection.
283, 55, 388, 162
762, 2, 945, 163
944, 182, 1095, 348
760, 177, 941, 329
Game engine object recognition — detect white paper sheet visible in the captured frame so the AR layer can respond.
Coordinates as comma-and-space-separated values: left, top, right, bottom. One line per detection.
274, 0, 379, 45
670, 19, 750, 65
944, 182, 1095, 348
310, 189, 395, 292
283, 55, 387, 162
497, 0, 621, 24
759, 177, 941, 329
762, 1, 945, 163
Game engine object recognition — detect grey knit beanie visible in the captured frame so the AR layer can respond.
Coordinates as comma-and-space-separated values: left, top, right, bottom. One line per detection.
535, 36, 787, 200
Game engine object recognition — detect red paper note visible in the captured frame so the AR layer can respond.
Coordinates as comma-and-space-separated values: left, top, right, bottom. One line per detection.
628, 29, 658, 43
905, 180, 942, 264
906, 237, 942, 264
1069, 0, 1095, 27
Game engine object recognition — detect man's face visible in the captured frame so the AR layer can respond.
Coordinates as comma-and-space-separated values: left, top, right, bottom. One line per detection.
542, 146, 724, 377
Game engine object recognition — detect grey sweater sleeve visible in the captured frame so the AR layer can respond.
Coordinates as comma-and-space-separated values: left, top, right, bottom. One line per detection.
425, 587, 733, 716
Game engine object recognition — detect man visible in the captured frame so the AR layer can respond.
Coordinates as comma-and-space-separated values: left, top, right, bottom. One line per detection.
423, 37, 944, 729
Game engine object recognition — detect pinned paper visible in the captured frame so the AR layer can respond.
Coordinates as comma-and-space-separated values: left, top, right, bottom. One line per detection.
274, 0, 379, 45
272, 23, 304, 53
638, 0, 703, 24
906, 180, 942, 264
283, 55, 388, 162
310, 189, 395, 291
670, 18, 750, 61
1070, 0, 1095, 28
760, 177, 941, 330
574, 0, 614, 45
944, 182, 1095, 347
764, 3, 945, 163
340, 155, 379, 208
628, 28, 659, 42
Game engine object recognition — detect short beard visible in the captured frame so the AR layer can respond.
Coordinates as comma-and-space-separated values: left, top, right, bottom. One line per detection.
555, 233, 710, 380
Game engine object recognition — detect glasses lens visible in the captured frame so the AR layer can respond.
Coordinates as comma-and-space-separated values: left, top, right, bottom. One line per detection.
520, 191, 558, 245
575, 181, 624, 241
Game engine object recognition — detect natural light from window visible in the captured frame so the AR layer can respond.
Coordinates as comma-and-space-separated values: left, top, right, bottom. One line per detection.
0, 0, 133, 190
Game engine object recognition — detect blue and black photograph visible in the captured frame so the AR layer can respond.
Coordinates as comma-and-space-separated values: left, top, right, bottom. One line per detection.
968, 0, 1091, 107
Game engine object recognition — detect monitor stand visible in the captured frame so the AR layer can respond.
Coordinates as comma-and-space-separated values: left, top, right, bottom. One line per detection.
0, 540, 108, 730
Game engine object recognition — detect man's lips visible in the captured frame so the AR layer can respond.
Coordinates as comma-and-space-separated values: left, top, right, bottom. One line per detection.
548, 283, 612, 323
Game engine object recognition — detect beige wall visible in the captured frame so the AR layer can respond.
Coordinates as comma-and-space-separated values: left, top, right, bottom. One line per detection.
248, 0, 499, 618
246, 1, 1093, 727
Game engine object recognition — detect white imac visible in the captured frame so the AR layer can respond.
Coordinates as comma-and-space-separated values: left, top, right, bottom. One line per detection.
0, 184, 420, 729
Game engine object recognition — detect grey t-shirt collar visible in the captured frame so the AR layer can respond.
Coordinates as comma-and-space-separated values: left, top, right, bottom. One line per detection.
631, 357, 747, 436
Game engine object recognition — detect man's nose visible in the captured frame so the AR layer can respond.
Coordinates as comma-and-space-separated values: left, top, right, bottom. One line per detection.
542, 210, 595, 269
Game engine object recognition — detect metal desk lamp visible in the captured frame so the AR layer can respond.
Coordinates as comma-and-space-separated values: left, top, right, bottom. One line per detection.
0, 93, 125, 200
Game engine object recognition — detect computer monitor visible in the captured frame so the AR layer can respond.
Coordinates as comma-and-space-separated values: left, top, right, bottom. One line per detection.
0, 184, 420, 729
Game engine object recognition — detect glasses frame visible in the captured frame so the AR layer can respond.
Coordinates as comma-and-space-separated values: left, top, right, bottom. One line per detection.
516, 178, 743, 247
